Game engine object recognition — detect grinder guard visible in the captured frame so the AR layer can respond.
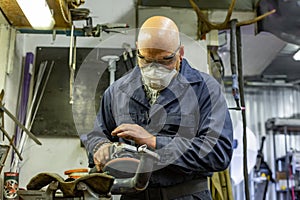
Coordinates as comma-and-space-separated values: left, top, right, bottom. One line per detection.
104, 143, 160, 194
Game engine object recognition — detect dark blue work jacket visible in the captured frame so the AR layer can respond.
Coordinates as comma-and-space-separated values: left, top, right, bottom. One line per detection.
81, 58, 233, 187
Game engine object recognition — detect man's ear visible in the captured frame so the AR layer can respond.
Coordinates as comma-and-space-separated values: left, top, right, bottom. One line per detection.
179, 45, 184, 60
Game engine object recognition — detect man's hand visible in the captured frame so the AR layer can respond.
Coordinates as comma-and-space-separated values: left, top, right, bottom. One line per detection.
111, 124, 156, 149
93, 143, 111, 172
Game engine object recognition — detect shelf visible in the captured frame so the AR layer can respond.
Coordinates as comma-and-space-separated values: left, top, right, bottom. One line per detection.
276, 188, 300, 193
266, 118, 300, 132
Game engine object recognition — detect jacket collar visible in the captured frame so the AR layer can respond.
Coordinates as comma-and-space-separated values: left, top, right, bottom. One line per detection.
179, 58, 203, 84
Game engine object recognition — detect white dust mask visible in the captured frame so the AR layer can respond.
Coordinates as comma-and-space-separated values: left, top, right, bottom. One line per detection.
141, 62, 177, 90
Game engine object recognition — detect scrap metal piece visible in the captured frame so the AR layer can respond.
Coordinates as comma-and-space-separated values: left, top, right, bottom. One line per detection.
26, 172, 114, 197
0, 105, 41, 145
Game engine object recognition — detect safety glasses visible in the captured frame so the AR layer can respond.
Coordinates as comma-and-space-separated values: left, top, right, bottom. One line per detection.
137, 44, 181, 67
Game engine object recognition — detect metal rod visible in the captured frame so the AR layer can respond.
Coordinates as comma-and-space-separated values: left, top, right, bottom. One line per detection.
14, 52, 34, 150
230, 19, 240, 109
284, 126, 290, 200
29, 61, 54, 130
236, 24, 250, 200
272, 130, 278, 200
230, 21, 237, 76
11, 61, 48, 169
11, 61, 54, 172
0, 126, 22, 160
0, 90, 4, 140
69, 25, 76, 104
10, 61, 47, 171
0, 106, 41, 145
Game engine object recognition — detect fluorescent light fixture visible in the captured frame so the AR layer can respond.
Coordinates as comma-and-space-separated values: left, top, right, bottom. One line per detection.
17, 0, 55, 30
293, 49, 300, 61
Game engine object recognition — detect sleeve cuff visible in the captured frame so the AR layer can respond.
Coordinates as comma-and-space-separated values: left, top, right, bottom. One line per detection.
155, 135, 173, 149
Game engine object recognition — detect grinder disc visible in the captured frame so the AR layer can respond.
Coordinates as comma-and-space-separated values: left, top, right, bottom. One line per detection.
103, 157, 140, 178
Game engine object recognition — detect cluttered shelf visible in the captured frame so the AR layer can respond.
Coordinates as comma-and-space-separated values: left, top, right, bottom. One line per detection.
266, 118, 300, 132
276, 185, 300, 193
265, 117, 300, 200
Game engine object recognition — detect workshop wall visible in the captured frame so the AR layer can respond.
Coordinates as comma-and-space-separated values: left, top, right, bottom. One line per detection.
0, 12, 8, 91
0, 10, 23, 197
3, 0, 137, 189
3, 1, 293, 198
225, 86, 300, 200
0, 16, 16, 92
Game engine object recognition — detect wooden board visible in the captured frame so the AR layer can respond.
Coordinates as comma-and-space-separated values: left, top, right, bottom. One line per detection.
0, 0, 30, 28
0, 0, 72, 29
47, 0, 72, 29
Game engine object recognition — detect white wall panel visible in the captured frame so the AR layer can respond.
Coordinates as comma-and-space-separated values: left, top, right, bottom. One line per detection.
0, 24, 10, 91
11, 0, 137, 189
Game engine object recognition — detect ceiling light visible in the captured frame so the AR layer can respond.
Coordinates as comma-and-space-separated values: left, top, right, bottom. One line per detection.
293, 49, 300, 61
16, 0, 55, 30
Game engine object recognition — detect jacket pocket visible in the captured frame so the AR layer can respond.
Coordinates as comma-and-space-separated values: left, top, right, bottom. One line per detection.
156, 114, 197, 138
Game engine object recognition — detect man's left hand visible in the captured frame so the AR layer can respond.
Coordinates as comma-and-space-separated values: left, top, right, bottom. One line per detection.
111, 124, 156, 149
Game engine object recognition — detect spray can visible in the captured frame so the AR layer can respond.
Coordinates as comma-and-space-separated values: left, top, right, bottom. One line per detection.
3, 172, 19, 200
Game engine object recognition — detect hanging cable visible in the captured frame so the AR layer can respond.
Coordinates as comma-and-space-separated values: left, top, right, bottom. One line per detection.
70, 8, 90, 21
59, 0, 72, 24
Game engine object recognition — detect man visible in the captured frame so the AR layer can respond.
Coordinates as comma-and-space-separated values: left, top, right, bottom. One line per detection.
81, 16, 233, 200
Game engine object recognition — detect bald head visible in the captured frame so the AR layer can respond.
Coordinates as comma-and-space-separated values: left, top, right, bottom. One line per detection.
137, 16, 180, 52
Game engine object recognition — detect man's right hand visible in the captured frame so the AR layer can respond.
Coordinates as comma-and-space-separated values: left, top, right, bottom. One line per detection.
93, 143, 112, 172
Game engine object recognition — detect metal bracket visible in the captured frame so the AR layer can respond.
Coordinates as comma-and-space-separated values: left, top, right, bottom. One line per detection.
17, 181, 58, 200
77, 182, 112, 200
101, 55, 120, 85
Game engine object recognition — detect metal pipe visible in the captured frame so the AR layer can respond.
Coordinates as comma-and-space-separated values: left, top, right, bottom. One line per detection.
272, 128, 277, 200
10, 61, 47, 171
110, 145, 159, 194
29, 62, 54, 130
109, 61, 116, 86
245, 81, 295, 87
110, 154, 153, 194
17, 28, 86, 36
69, 25, 76, 104
230, 19, 240, 108
236, 24, 250, 200
0, 106, 41, 145
284, 126, 291, 200
0, 126, 22, 160
11, 61, 54, 172
101, 56, 120, 85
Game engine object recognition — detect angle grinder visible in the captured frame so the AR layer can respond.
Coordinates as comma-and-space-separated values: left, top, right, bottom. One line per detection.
102, 143, 159, 179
